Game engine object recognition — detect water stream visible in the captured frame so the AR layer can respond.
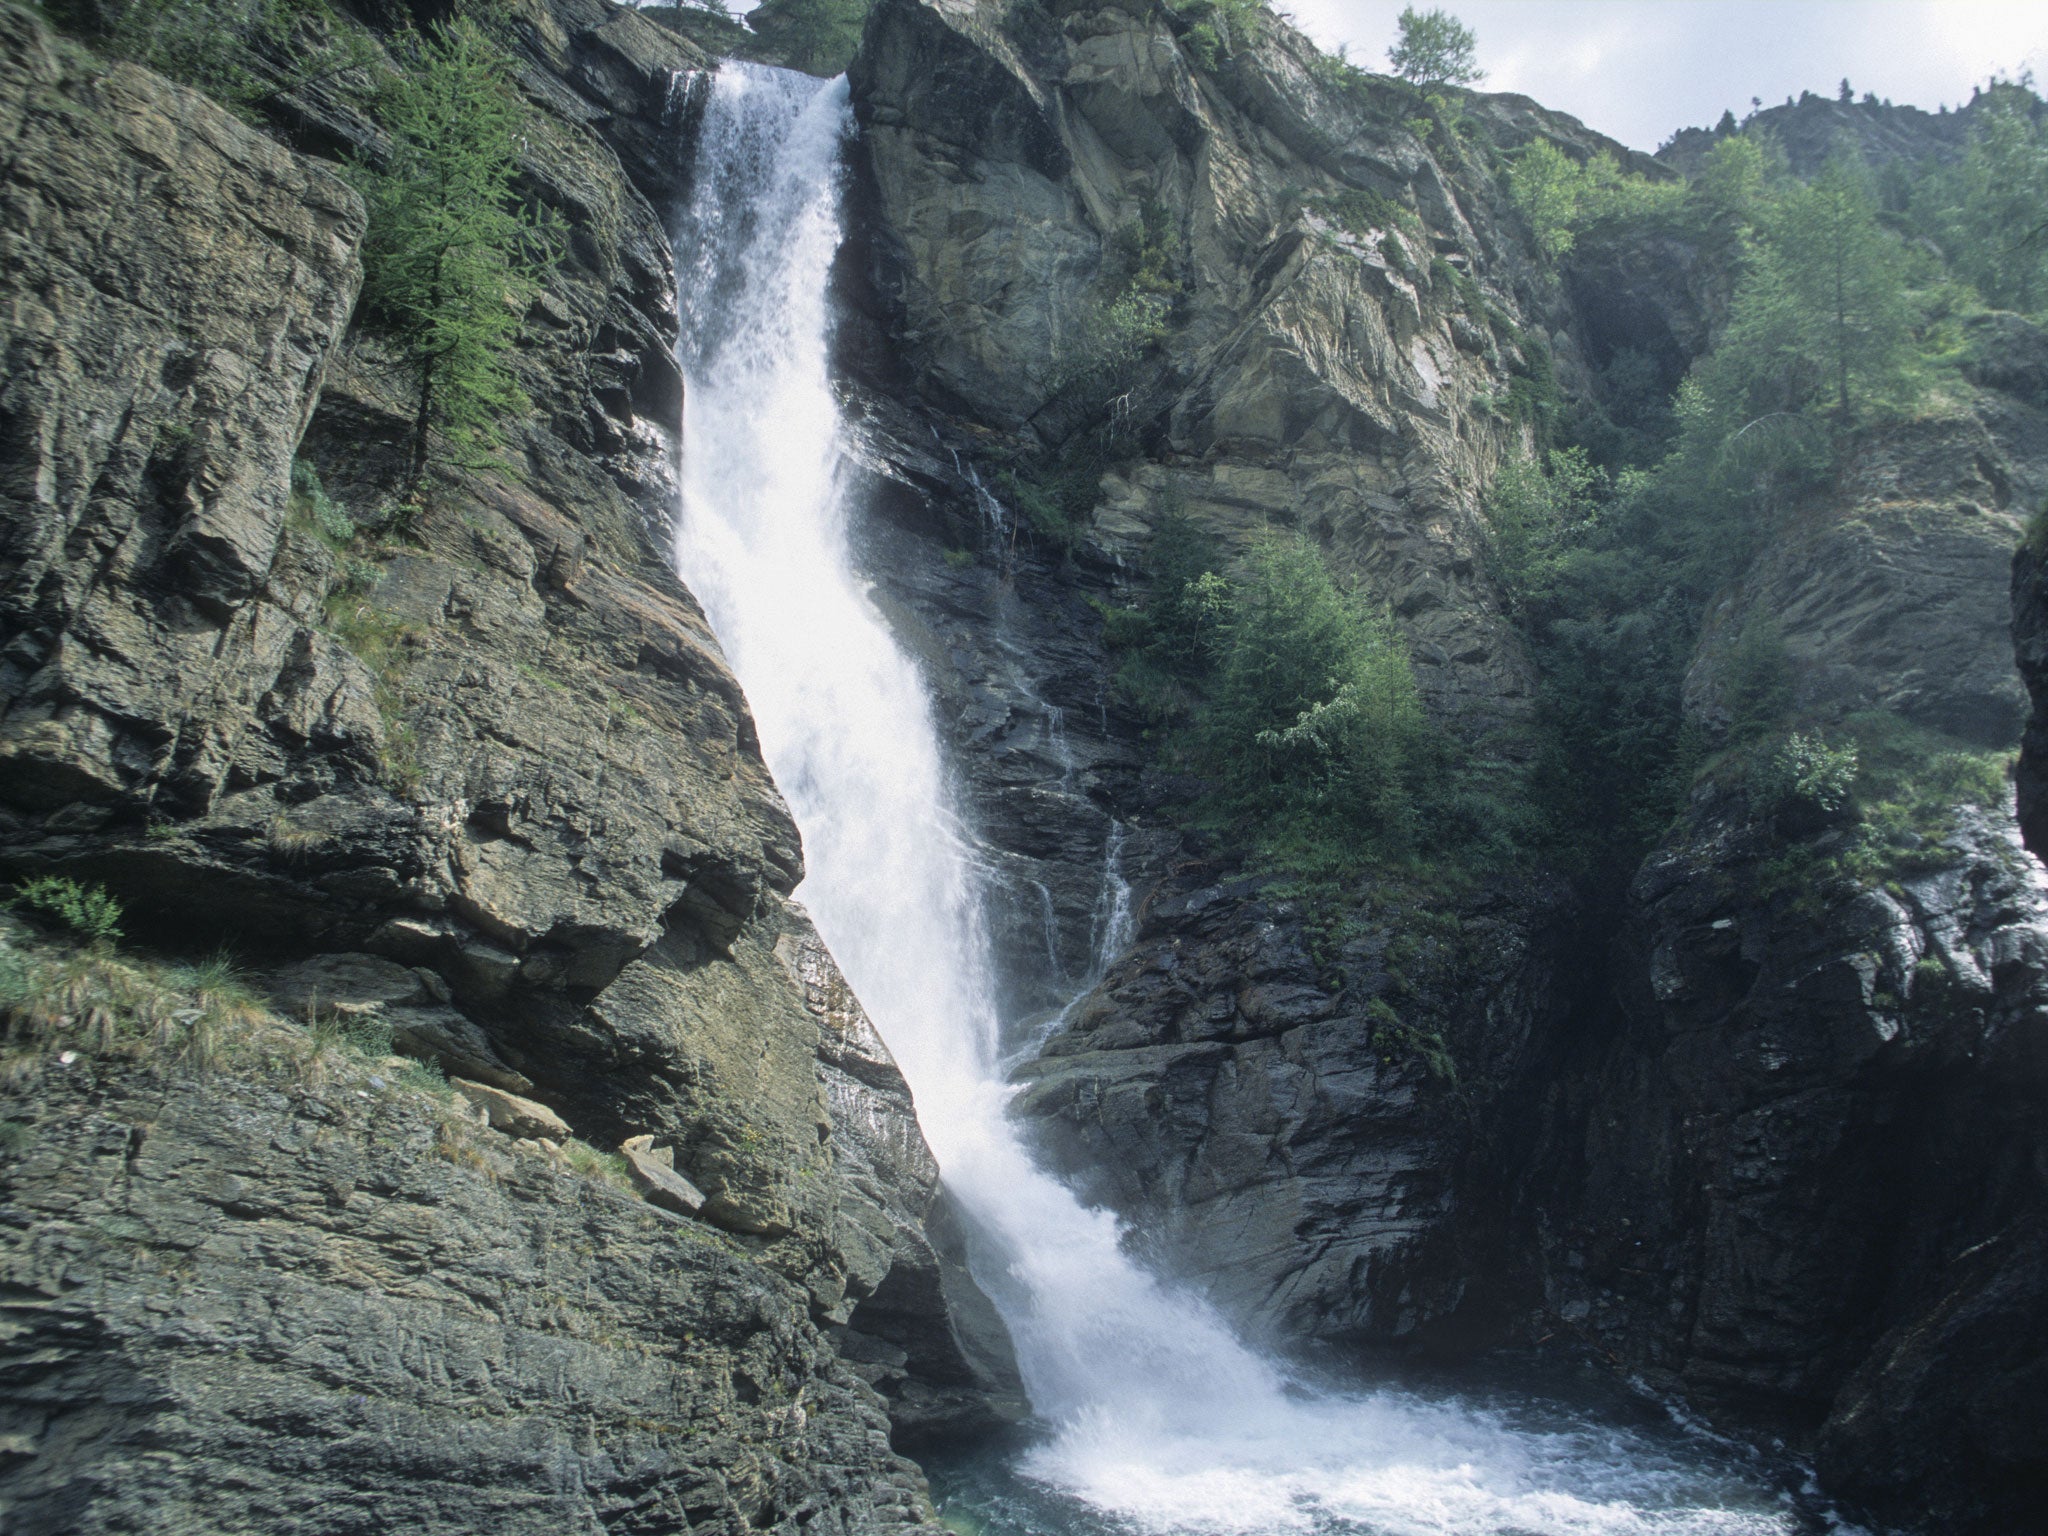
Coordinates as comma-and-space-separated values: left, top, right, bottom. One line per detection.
669, 60, 1839, 1536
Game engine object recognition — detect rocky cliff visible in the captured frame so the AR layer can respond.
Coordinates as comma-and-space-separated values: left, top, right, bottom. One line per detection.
0, 3, 1017, 1528
835, 0, 1623, 1362
830, 1, 2048, 1529
6, 0, 2048, 1528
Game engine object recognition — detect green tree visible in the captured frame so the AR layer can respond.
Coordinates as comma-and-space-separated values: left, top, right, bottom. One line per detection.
1693, 156, 1919, 435
1506, 140, 1682, 257
1927, 81, 2048, 312
1387, 6, 1482, 89
1200, 535, 1427, 850
745, 0, 871, 77
353, 19, 557, 493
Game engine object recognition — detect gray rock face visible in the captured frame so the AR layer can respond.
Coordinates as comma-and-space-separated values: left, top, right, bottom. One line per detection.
1531, 802, 2048, 1419
1523, 311, 2048, 1532
0, 1055, 941, 1536
1683, 410, 2036, 747
0, 2, 1018, 1523
848, 0, 1568, 735
1012, 864, 1569, 1351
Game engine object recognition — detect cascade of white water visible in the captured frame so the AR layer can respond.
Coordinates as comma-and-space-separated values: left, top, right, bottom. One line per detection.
670, 60, 1817, 1536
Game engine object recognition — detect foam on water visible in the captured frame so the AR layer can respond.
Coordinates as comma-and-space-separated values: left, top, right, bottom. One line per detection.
669, 59, 1826, 1536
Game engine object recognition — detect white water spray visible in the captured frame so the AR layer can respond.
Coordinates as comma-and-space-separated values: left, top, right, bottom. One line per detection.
671, 61, 1814, 1536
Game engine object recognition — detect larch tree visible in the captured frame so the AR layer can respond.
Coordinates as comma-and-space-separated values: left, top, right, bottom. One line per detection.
354, 18, 557, 496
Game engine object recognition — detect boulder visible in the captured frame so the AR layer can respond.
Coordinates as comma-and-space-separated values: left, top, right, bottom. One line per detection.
449, 1079, 572, 1141
620, 1144, 707, 1215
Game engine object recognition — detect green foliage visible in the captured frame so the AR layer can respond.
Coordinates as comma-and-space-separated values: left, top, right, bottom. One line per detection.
1505, 140, 1684, 258
1694, 157, 1923, 436
10, 877, 123, 942
316, 1010, 395, 1058
999, 458, 1101, 552
352, 19, 560, 491
1172, 0, 1265, 71
1480, 451, 1720, 880
1686, 133, 1773, 244
1053, 201, 1181, 399
1191, 535, 1430, 862
1482, 446, 1604, 600
1757, 712, 2015, 900
1367, 1001, 1459, 1083
1761, 730, 1858, 814
1912, 80, 2048, 314
1110, 515, 1539, 880
1387, 6, 1482, 89
1102, 510, 1229, 722
290, 458, 354, 547
1303, 186, 1423, 243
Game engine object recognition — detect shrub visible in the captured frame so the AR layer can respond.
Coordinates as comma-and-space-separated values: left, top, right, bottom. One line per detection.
1762, 730, 1859, 815
1197, 534, 1428, 854
1172, 0, 1265, 70
10, 878, 123, 943
291, 459, 355, 547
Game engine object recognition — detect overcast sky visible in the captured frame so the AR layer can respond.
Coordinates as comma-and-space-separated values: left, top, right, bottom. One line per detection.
1279, 1, 2046, 151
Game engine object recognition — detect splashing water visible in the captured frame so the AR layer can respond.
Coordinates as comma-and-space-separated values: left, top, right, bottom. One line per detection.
670, 60, 1829, 1536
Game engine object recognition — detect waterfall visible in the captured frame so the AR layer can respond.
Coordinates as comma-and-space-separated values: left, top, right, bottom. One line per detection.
670, 61, 1820, 1536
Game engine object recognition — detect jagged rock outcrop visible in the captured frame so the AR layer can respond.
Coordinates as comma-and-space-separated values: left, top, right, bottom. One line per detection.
1522, 330, 2048, 1530
847, 0, 1584, 734
837, 0, 1617, 1352
842, 2, 2048, 1524
1011, 862, 1569, 1349
0, 3, 1017, 1525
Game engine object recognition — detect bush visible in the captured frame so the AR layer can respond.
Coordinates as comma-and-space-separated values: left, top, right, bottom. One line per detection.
10, 878, 123, 942
1762, 730, 1859, 815
1506, 140, 1683, 257
291, 459, 355, 547
1197, 535, 1429, 854
1172, 0, 1266, 70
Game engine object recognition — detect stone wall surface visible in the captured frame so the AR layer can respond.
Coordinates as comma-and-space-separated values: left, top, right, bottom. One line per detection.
0, 4, 1018, 1529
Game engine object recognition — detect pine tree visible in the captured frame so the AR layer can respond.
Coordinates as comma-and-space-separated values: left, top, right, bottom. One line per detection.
1761, 158, 1918, 421
1934, 81, 2048, 313
1693, 155, 1918, 438
353, 19, 557, 494
1387, 7, 1482, 89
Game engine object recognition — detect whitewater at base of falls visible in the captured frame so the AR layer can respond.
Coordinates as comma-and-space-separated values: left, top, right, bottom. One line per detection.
668, 59, 1845, 1536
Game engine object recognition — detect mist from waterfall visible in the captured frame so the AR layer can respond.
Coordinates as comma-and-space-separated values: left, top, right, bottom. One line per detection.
669, 60, 1823, 1536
